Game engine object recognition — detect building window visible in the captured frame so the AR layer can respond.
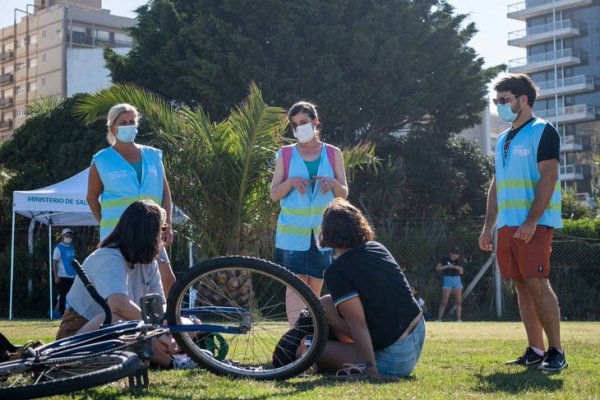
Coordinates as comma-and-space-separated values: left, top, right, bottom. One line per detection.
29, 34, 37, 45
16, 107, 26, 118
114, 32, 133, 45
29, 58, 37, 68
16, 61, 26, 71
41, 53, 46, 62
41, 77, 46, 86
69, 26, 87, 44
95, 30, 110, 42
28, 82, 36, 92
16, 85, 25, 95
41, 30, 46, 39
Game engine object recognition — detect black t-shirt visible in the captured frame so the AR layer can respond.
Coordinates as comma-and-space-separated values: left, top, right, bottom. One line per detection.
438, 256, 464, 277
324, 241, 421, 351
503, 118, 560, 163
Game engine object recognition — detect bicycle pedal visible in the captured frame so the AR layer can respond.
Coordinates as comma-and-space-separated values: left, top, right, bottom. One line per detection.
128, 366, 149, 388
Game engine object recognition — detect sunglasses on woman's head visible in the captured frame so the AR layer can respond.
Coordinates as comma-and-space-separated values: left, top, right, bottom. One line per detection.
493, 94, 520, 106
161, 224, 168, 232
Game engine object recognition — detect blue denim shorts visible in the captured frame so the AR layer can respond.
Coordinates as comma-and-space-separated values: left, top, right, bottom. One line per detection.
274, 239, 332, 279
375, 317, 426, 377
442, 275, 462, 289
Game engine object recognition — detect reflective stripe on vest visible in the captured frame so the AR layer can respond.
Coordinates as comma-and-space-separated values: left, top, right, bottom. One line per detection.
494, 118, 562, 229
275, 144, 335, 251
92, 145, 164, 240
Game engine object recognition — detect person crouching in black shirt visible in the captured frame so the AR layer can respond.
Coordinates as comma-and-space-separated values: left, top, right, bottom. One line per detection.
317, 198, 425, 379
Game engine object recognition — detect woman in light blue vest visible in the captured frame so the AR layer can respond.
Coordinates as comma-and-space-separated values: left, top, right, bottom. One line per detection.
87, 103, 176, 295
270, 101, 348, 325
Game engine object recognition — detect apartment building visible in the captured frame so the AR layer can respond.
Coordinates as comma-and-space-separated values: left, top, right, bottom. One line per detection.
0, 0, 135, 140
507, 0, 600, 205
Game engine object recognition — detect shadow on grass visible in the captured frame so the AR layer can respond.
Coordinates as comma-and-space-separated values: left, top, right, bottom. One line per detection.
474, 369, 564, 394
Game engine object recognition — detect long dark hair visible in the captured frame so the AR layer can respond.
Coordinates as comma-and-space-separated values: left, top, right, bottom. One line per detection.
100, 200, 165, 265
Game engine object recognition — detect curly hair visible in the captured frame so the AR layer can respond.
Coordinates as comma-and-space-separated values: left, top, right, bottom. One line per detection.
320, 198, 374, 249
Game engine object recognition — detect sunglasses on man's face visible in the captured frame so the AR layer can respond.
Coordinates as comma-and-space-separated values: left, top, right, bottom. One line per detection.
493, 94, 520, 106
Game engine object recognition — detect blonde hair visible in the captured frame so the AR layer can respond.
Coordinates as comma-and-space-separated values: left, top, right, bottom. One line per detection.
106, 103, 139, 145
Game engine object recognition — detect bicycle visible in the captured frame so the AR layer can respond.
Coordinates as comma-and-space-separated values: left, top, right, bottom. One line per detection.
0, 256, 328, 399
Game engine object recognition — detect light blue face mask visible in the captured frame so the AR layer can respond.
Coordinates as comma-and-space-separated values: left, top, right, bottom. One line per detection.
496, 104, 518, 123
116, 125, 138, 143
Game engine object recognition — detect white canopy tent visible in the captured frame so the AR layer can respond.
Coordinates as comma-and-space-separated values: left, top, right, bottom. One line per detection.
9, 168, 190, 320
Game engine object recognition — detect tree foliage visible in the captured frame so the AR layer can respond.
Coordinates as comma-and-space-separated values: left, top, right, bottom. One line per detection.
105, 0, 502, 146
352, 129, 492, 222
75, 83, 377, 257
0, 94, 107, 198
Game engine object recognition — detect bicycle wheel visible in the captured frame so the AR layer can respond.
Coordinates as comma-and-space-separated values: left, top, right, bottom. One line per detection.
0, 351, 141, 399
167, 256, 328, 380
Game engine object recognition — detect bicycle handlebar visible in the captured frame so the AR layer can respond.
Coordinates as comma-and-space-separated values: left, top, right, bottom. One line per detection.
71, 260, 112, 326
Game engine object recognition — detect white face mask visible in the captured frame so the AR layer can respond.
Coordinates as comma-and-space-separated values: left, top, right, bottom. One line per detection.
63, 237, 72, 245
293, 122, 315, 143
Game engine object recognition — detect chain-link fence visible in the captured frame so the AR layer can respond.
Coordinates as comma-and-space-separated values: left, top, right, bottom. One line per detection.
2, 217, 598, 321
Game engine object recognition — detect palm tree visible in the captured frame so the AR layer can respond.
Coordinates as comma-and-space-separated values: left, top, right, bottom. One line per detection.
75, 83, 378, 258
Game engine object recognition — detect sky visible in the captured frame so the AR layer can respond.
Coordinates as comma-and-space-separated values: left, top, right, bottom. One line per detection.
1, 0, 525, 100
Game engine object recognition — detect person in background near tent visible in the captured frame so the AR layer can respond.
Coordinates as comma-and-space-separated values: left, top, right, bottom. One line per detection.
270, 101, 348, 326
87, 103, 176, 296
479, 74, 566, 371
52, 228, 76, 316
436, 247, 464, 322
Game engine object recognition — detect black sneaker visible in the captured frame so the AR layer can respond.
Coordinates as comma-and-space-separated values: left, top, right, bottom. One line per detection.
505, 347, 544, 366
539, 347, 568, 371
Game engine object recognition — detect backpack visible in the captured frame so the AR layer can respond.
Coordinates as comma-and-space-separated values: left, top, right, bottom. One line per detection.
282, 144, 337, 180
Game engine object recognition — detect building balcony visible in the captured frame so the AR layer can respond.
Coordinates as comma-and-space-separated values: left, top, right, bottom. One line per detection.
537, 75, 595, 98
560, 135, 583, 152
0, 73, 14, 85
559, 164, 585, 181
508, 48, 581, 74
0, 119, 13, 131
536, 104, 596, 123
508, 0, 593, 21
0, 50, 14, 62
0, 97, 13, 108
508, 20, 582, 47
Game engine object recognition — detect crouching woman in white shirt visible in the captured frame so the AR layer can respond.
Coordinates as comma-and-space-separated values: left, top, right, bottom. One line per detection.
56, 200, 177, 368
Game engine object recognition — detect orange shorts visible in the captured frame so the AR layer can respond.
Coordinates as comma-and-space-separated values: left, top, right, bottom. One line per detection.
497, 226, 553, 280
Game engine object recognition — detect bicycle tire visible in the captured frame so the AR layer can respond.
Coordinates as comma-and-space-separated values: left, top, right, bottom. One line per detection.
167, 256, 328, 380
0, 351, 142, 399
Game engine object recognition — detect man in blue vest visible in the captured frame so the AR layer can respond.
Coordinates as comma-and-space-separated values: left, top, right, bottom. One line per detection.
479, 74, 567, 371
53, 228, 77, 316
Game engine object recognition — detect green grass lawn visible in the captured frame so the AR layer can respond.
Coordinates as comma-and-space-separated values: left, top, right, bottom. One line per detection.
1, 320, 599, 399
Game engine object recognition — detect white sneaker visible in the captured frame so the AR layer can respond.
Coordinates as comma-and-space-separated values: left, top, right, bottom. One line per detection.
171, 354, 198, 370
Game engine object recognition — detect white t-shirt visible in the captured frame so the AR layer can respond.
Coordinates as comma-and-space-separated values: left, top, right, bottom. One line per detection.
66, 247, 164, 320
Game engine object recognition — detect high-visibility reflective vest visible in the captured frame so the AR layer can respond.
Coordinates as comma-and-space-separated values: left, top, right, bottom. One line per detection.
275, 144, 336, 251
494, 118, 562, 229
92, 145, 164, 239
